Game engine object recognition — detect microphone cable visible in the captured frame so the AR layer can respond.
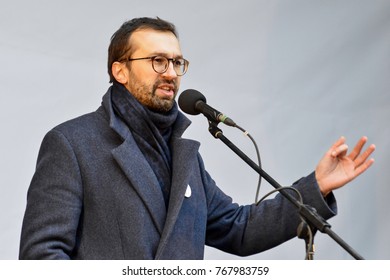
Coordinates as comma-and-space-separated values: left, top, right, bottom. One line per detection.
234, 124, 263, 204
235, 124, 314, 260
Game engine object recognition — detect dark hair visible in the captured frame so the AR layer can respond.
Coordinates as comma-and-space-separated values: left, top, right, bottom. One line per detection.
107, 17, 178, 83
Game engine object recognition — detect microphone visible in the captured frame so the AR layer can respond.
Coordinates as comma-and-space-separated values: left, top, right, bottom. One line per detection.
178, 89, 236, 127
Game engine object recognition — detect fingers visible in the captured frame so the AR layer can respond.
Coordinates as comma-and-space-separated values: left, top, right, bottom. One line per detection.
331, 143, 348, 158
331, 136, 376, 175
330, 136, 346, 151
348, 137, 375, 178
354, 143, 376, 167
354, 157, 375, 177
330, 136, 375, 161
348, 136, 368, 161
347, 136, 376, 170
329, 136, 346, 157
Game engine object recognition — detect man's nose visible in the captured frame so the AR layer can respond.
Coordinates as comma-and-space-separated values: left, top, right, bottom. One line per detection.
161, 61, 178, 79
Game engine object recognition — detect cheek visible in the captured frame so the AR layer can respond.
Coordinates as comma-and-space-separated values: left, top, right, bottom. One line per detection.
143, 71, 161, 86
129, 71, 157, 88
175, 78, 181, 91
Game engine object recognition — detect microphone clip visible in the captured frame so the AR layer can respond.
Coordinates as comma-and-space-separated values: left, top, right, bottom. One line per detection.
208, 120, 223, 139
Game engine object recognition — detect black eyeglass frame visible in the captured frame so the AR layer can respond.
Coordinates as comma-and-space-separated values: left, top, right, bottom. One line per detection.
120, 56, 189, 76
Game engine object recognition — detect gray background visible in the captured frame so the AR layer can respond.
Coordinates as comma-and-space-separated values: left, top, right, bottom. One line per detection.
1, 0, 389, 260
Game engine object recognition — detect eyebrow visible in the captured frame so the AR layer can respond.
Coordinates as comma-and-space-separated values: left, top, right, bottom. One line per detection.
150, 52, 183, 59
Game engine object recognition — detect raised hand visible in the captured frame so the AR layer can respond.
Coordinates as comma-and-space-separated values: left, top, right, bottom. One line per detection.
315, 136, 376, 197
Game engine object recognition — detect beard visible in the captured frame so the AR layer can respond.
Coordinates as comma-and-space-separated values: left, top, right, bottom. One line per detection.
126, 74, 178, 113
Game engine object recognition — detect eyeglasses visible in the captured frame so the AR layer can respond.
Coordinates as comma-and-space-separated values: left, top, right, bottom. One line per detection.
121, 55, 189, 76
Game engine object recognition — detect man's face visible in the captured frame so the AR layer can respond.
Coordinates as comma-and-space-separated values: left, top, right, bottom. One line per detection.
123, 29, 183, 112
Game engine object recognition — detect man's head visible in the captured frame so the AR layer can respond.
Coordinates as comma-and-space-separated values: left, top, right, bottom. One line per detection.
108, 17, 188, 112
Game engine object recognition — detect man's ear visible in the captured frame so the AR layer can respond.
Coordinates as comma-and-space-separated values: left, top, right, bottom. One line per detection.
111, 62, 129, 84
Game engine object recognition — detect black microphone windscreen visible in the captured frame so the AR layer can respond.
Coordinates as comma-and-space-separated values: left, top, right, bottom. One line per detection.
178, 89, 206, 115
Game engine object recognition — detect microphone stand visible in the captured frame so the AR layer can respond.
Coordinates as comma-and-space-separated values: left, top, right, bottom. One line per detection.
207, 121, 364, 260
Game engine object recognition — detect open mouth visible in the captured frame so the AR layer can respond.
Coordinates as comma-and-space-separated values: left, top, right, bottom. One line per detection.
156, 84, 175, 98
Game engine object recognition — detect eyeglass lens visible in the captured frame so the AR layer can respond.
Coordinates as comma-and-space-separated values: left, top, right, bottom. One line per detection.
152, 56, 187, 76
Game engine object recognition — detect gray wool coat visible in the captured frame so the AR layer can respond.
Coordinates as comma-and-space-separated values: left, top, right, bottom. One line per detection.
19, 86, 337, 259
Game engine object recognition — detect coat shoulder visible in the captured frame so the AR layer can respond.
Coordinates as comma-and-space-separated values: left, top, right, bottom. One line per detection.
43, 106, 123, 154
52, 107, 107, 136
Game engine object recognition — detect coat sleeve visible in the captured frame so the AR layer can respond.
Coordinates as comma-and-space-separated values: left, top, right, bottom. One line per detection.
201, 155, 337, 256
19, 129, 83, 259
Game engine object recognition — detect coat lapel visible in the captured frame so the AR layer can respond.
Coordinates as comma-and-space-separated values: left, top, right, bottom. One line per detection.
155, 137, 200, 259
112, 137, 167, 235
104, 89, 167, 235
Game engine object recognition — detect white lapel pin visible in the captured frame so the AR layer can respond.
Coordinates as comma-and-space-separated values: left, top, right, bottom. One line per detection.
185, 185, 192, 198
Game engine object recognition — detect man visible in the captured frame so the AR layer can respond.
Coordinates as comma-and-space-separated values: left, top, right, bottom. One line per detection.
19, 17, 375, 259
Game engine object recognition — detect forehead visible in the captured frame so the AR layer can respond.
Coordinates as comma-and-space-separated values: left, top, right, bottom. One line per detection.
129, 29, 182, 57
